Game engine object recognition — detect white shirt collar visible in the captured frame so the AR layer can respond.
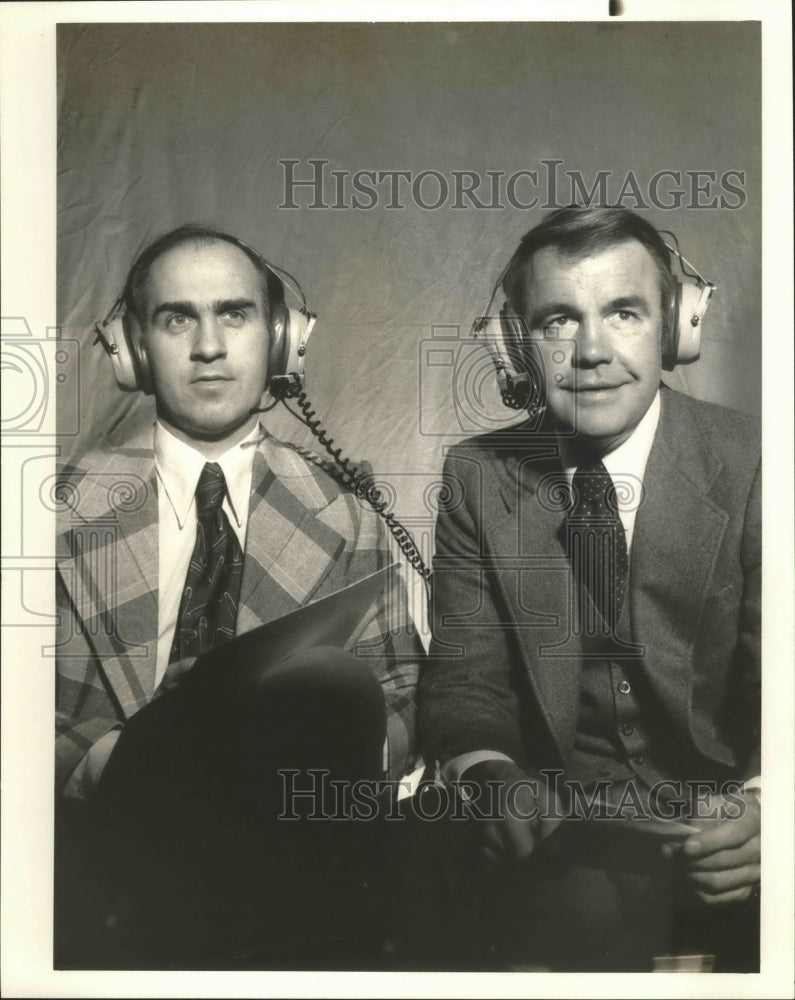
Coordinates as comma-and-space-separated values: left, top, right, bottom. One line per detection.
154, 422, 261, 529
558, 389, 661, 486
602, 389, 661, 487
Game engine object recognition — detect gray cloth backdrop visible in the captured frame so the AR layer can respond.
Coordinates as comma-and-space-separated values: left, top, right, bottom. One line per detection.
57, 22, 761, 622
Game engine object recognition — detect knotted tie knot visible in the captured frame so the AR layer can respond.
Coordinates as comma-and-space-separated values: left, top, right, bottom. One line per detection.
195, 462, 227, 515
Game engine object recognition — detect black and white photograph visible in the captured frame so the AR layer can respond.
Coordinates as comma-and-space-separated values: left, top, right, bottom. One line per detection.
1, 2, 792, 996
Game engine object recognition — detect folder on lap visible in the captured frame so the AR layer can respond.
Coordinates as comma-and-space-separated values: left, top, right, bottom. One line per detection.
187, 565, 395, 689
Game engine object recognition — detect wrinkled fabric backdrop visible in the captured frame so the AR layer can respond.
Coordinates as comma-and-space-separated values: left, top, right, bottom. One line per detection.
57, 22, 761, 625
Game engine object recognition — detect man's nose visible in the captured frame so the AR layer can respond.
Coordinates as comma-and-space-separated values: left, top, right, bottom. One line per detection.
191, 317, 227, 360
572, 317, 613, 367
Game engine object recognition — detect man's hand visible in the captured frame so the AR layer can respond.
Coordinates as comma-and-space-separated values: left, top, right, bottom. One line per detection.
461, 759, 563, 870
62, 727, 122, 798
663, 791, 761, 905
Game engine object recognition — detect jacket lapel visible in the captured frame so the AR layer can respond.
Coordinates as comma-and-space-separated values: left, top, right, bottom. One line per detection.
630, 387, 727, 728
484, 438, 584, 762
56, 431, 160, 716
236, 438, 348, 633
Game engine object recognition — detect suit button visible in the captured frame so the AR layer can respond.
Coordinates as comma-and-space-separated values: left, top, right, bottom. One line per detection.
617, 680, 631, 695
633, 753, 646, 764
621, 723, 634, 736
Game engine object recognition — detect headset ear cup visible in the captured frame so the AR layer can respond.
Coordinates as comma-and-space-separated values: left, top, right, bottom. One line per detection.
500, 309, 537, 406
264, 303, 313, 400
99, 315, 141, 391
675, 282, 704, 365
660, 237, 712, 369
282, 307, 311, 379
267, 301, 288, 381
661, 280, 681, 371
122, 311, 154, 394
471, 305, 537, 412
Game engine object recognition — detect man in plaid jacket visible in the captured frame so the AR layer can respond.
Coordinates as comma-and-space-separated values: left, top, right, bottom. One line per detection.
55, 224, 420, 967
55, 429, 418, 794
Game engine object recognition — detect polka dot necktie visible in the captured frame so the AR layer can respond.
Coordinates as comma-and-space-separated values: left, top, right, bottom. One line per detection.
567, 459, 629, 634
169, 462, 244, 663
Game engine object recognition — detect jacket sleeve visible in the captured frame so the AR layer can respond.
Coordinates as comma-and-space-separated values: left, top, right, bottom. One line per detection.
735, 458, 761, 778
55, 571, 124, 793
349, 560, 421, 782
316, 488, 422, 782
419, 448, 527, 767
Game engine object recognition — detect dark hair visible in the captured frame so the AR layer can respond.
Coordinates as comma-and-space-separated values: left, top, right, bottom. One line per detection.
122, 223, 285, 327
502, 206, 674, 317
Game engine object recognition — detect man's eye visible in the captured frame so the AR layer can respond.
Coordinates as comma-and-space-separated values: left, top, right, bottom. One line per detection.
542, 317, 571, 338
222, 310, 246, 325
166, 314, 191, 330
616, 310, 637, 321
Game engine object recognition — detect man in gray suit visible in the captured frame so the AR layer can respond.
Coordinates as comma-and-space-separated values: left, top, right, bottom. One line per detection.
418, 207, 760, 971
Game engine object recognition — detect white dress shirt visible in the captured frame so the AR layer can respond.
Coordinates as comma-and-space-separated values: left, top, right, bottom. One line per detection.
154, 421, 259, 688
559, 389, 660, 555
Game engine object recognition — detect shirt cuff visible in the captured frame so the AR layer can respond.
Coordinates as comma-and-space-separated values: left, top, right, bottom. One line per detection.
441, 750, 515, 784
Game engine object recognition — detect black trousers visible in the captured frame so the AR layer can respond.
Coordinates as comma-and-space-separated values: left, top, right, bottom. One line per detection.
382, 783, 761, 972
55, 646, 388, 970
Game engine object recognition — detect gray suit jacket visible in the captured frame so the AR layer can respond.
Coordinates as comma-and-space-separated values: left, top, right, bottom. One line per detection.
420, 386, 761, 782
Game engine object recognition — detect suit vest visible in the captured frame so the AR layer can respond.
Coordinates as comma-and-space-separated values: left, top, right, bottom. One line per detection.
567, 582, 687, 807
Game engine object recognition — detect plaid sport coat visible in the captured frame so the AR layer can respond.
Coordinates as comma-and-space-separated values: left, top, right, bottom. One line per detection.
55, 426, 420, 792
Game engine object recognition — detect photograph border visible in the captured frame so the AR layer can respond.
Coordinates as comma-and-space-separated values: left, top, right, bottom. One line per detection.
1, 2, 792, 997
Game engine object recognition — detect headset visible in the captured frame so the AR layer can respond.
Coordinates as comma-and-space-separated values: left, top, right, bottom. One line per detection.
94, 236, 317, 401
473, 230, 716, 413
94, 232, 431, 588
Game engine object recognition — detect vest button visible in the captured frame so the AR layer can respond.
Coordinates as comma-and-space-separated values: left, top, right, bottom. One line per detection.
633, 753, 646, 764
621, 723, 634, 736
617, 680, 631, 695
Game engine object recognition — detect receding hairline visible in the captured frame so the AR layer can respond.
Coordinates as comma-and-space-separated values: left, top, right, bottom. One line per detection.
134, 235, 270, 322
147, 233, 265, 269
